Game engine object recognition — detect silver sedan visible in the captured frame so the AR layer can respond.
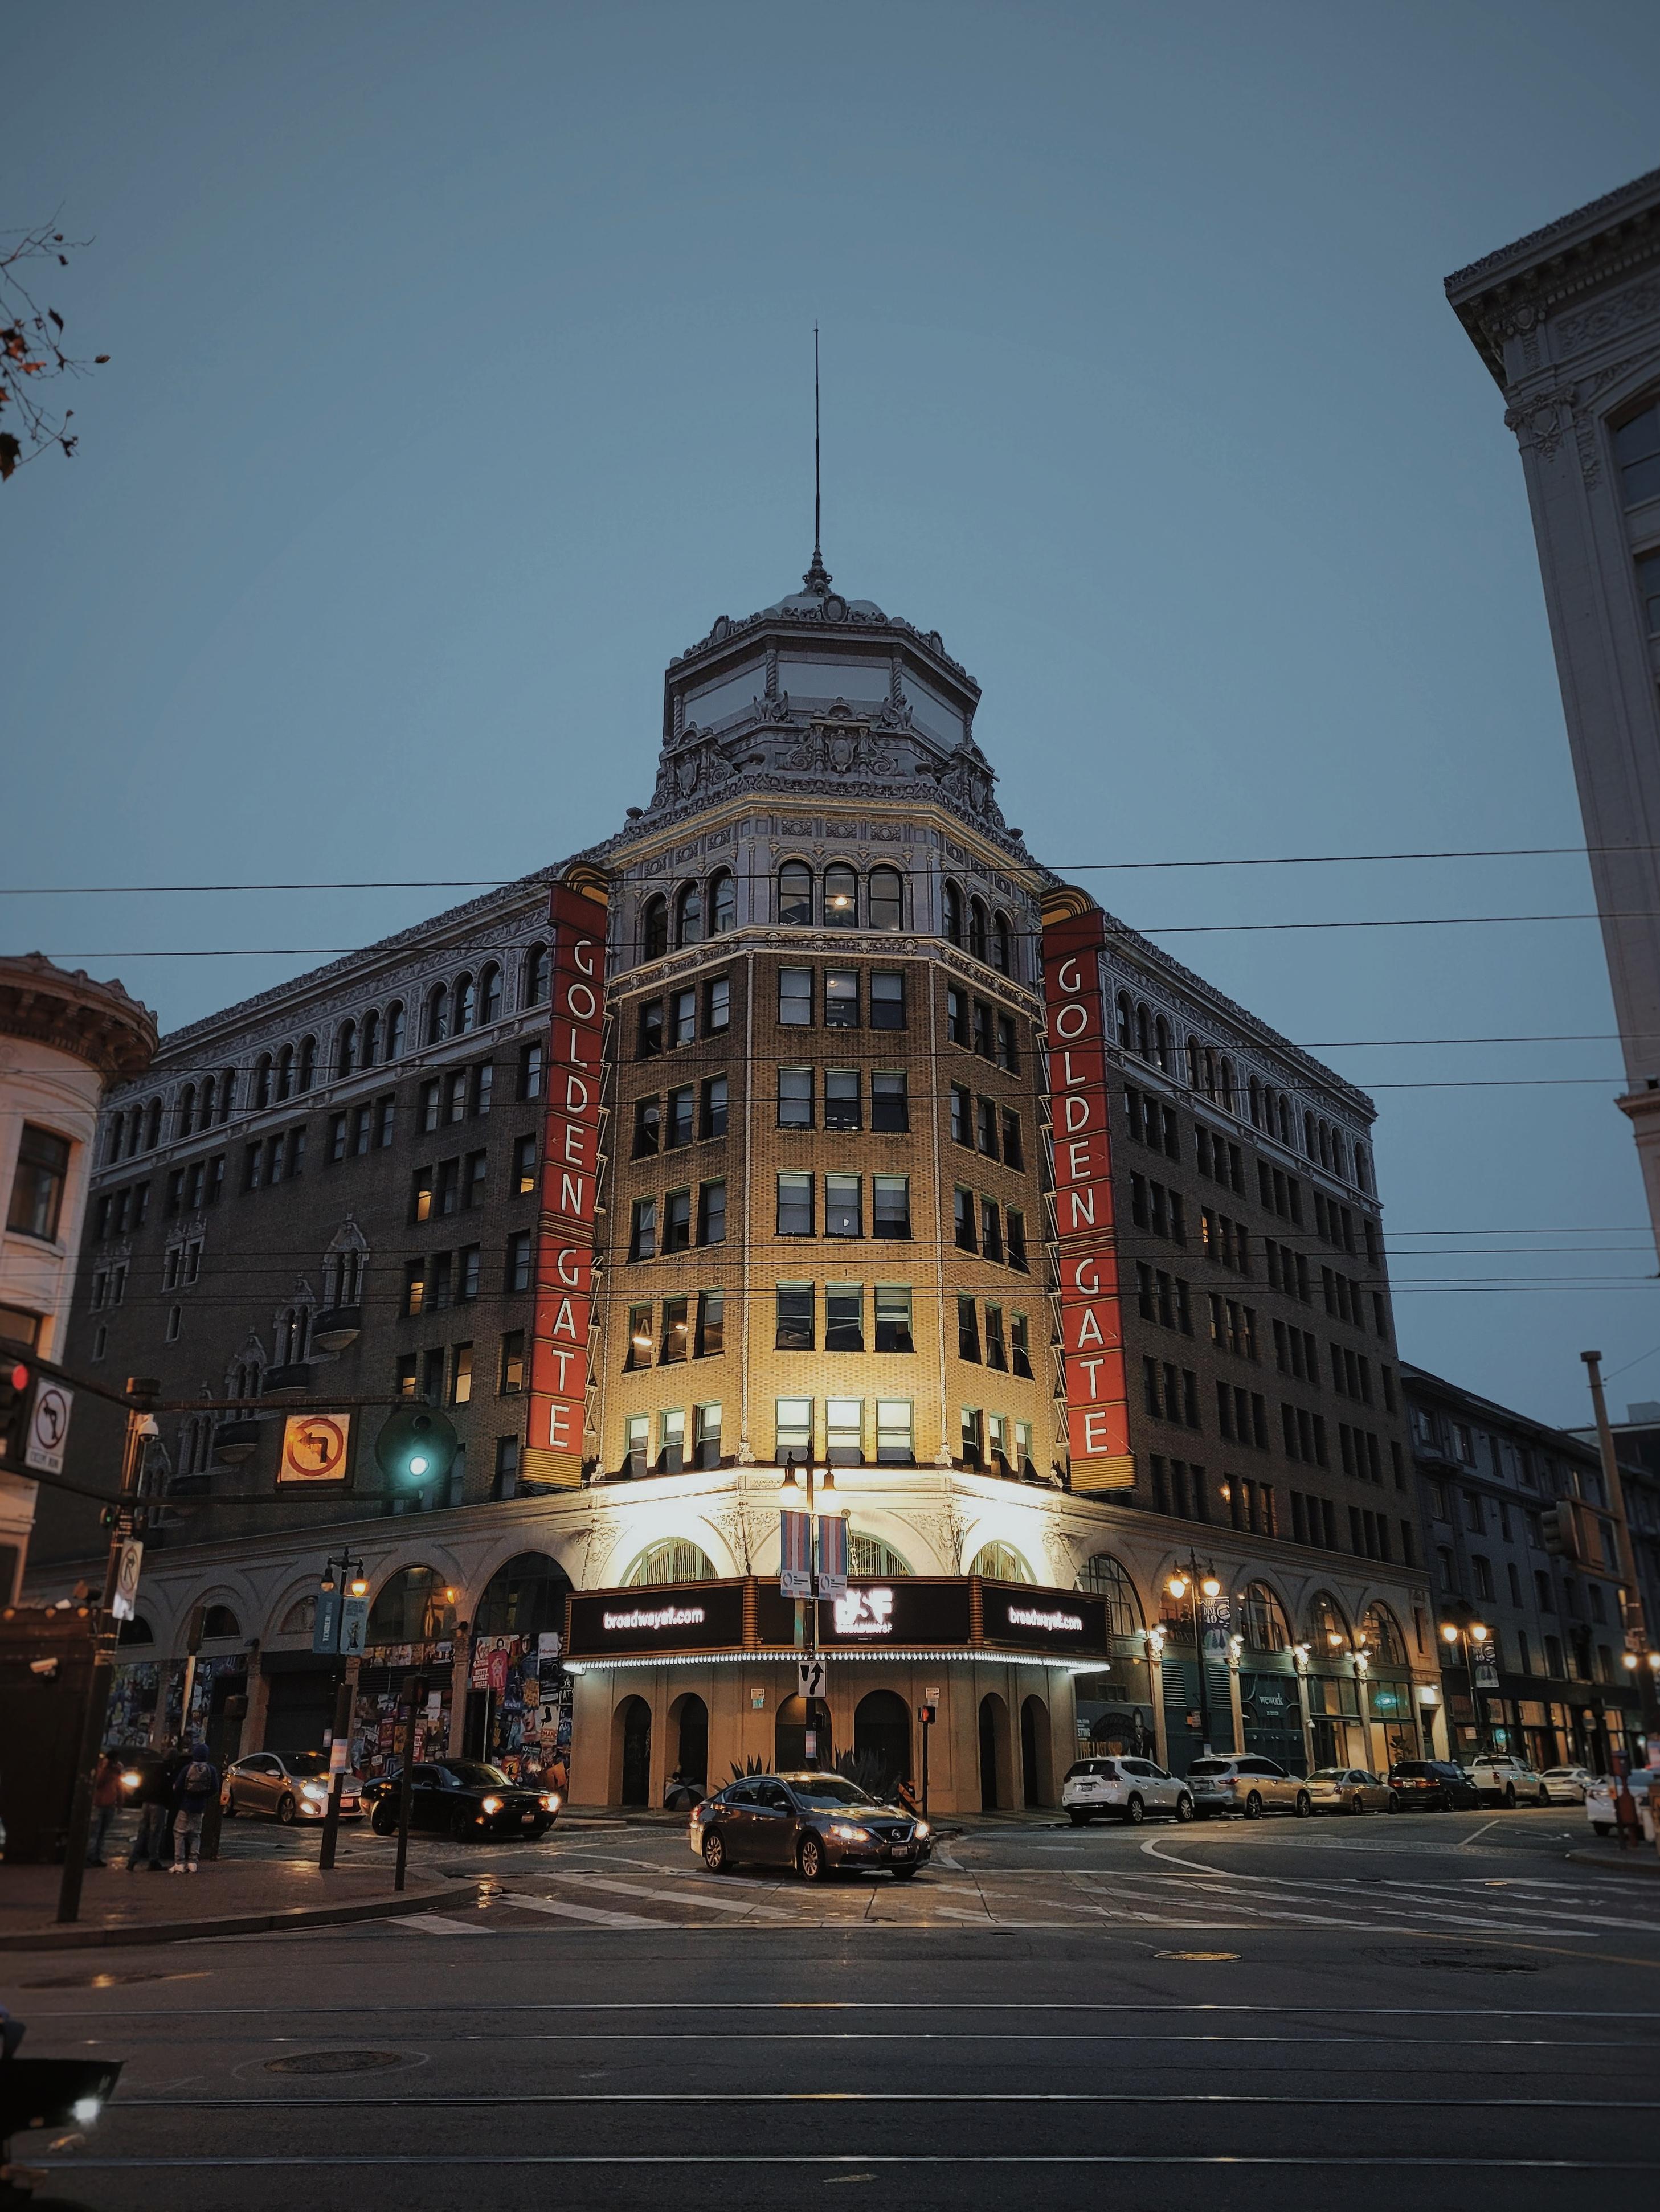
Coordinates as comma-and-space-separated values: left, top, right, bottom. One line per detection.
1540, 1765, 1592, 1804
1305, 1765, 1395, 1816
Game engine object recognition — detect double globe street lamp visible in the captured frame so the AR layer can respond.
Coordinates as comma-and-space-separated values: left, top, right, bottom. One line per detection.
1166, 1560, 1221, 1752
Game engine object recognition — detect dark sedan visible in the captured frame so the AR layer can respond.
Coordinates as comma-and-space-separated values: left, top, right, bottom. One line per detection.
1387, 1759, 1480, 1810
361, 1759, 561, 1842
689, 1771, 931, 1882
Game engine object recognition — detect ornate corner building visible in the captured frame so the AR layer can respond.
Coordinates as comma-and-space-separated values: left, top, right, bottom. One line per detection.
34, 553, 1453, 1810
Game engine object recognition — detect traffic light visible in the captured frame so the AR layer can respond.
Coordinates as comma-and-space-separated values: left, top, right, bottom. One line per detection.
0, 1346, 35, 1467
1540, 1504, 1579, 1560
375, 1405, 460, 1489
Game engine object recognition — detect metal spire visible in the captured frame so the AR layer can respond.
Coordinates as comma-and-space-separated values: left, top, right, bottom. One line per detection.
803, 322, 832, 596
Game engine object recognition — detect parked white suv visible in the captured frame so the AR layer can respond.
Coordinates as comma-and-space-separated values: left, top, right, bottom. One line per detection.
1061, 1756, 1195, 1826
1468, 1755, 1548, 1807
1188, 1754, 1312, 1820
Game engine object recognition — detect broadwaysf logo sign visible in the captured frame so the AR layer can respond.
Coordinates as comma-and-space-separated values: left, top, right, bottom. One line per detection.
1005, 1604, 1084, 1634
833, 1588, 897, 1637
601, 1604, 707, 1633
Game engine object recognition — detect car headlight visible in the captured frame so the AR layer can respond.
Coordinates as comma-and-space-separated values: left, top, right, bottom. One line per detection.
72, 2098, 102, 2125
828, 1824, 872, 1843
913, 1821, 930, 1839
301, 1783, 329, 1802
481, 1795, 504, 1815
541, 1793, 561, 1813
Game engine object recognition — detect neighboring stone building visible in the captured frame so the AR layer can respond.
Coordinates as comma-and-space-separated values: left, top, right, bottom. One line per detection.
0, 953, 156, 1600
1404, 1364, 1645, 1770
1446, 169, 1660, 1256
33, 551, 1436, 1805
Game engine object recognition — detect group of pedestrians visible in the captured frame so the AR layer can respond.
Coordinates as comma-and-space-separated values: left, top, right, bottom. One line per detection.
85, 1740, 220, 1873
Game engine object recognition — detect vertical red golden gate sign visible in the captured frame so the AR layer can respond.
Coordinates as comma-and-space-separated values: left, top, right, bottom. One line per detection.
528, 880, 608, 1487
1042, 904, 1134, 1492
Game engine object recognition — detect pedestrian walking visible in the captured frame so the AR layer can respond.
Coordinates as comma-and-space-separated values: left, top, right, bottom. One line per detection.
85, 1750, 122, 1867
170, 1742, 219, 1875
126, 1749, 175, 1870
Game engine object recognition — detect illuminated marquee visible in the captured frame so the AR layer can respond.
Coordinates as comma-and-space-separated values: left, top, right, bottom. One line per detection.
832, 1587, 896, 1637
1007, 1605, 1084, 1633
602, 1605, 706, 1633
1042, 903, 1133, 1490
528, 878, 608, 1486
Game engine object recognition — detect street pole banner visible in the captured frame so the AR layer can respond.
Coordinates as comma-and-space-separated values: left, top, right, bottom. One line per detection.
1041, 905, 1132, 1490
780, 1509, 812, 1597
529, 877, 608, 1488
340, 1594, 369, 1656
313, 1586, 342, 1655
816, 1513, 848, 1598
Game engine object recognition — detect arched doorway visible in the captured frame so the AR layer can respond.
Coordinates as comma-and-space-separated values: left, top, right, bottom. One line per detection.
617, 1696, 652, 1807
669, 1692, 709, 1795
979, 1693, 1009, 1810
467, 1551, 575, 1772
853, 1690, 911, 1799
774, 1694, 831, 1773
1020, 1695, 1053, 1807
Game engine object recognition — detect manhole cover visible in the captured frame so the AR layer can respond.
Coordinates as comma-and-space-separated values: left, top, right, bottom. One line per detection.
265, 2050, 407, 2075
1365, 1946, 1542, 1974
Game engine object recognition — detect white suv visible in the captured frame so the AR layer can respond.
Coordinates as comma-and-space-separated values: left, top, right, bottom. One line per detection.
1061, 1755, 1195, 1826
1469, 1755, 1548, 1807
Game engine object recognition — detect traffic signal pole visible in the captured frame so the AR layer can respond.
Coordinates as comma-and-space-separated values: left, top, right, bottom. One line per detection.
1583, 1351, 1660, 1748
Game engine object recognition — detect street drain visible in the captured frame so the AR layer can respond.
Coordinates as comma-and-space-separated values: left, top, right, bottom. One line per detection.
1367, 1947, 1543, 1974
1155, 1951, 1240, 1961
265, 2050, 407, 2075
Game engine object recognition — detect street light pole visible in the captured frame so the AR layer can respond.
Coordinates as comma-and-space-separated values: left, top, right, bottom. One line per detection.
1166, 1555, 1220, 1755
317, 1548, 366, 1874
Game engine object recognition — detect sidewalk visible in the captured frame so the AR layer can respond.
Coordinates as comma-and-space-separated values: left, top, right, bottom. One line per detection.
0, 1857, 479, 1951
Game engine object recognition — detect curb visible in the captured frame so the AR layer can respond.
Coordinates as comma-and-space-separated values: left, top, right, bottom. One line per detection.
0, 1879, 482, 1952
1565, 1848, 1660, 1879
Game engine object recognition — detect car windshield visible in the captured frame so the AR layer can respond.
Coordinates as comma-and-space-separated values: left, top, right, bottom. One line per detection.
782, 1776, 880, 1809
441, 1761, 512, 1788
283, 1752, 332, 1777
1187, 1759, 1233, 1776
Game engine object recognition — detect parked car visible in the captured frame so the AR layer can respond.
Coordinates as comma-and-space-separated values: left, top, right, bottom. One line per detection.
1469, 1754, 1549, 1807
1586, 1768, 1656, 1836
222, 1751, 362, 1824
1062, 1755, 1195, 1826
1305, 1766, 1395, 1815
1187, 1755, 1311, 1820
689, 1771, 932, 1881
361, 1759, 561, 1842
1387, 1759, 1479, 1810
1540, 1765, 1592, 1804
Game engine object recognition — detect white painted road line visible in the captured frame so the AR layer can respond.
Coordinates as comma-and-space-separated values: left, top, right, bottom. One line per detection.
549, 1874, 800, 1921
386, 1914, 493, 1936
493, 1894, 664, 1928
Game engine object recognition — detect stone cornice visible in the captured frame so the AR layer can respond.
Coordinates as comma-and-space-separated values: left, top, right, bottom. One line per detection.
0, 953, 158, 1082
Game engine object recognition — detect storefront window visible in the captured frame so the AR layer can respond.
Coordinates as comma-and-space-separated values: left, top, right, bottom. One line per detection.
622, 1539, 717, 1587
367, 1566, 457, 1644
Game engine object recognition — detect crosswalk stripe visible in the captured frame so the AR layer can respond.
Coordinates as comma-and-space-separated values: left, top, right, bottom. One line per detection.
386, 1914, 493, 1936
493, 1894, 663, 1928
549, 1874, 800, 1921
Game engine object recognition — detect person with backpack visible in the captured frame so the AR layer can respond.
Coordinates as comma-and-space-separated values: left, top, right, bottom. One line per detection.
170, 1742, 219, 1874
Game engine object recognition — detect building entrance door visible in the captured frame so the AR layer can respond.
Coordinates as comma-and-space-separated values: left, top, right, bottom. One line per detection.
619, 1697, 651, 1806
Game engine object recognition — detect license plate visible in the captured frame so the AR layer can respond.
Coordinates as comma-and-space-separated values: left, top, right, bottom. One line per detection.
892, 1844, 914, 1857
521, 1813, 537, 1825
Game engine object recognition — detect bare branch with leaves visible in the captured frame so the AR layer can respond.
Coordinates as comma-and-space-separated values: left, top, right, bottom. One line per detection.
1, 220, 109, 482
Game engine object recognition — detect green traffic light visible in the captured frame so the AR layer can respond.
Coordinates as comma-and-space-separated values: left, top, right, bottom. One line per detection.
374, 1405, 459, 1488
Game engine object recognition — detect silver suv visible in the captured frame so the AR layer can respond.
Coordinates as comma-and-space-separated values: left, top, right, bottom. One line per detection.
1061, 1755, 1195, 1826
1188, 1754, 1311, 1820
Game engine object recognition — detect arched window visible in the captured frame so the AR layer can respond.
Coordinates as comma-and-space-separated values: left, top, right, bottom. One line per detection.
943, 880, 964, 947
1248, 1076, 1262, 1129
708, 870, 735, 934
1330, 1130, 1346, 1181
524, 947, 550, 1006
297, 1035, 316, 1091
1355, 1145, 1372, 1194
1219, 1058, 1234, 1115
1360, 1602, 1406, 1667
105, 1115, 122, 1166
359, 1011, 379, 1069
1075, 1554, 1143, 1640
254, 1057, 273, 1112
991, 911, 1013, 974
971, 1540, 1033, 1583
143, 1098, 161, 1149
848, 1533, 913, 1577
274, 1304, 310, 1365
276, 1046, 293, 1102
1116, 992, 1134, 1048
200, 1604, 241, 1641
1307, 1590, 1350, 1653
623, 1539, 717, 1587
1154, 1014, 1172, 1073
367, 1567, 456, 1644
1240, 1582, 1291, 1653
480, 964, 502, 1024
385, 1002, 406, 1059
117, 1614, 155, 1646
453, 975, 476, 1034
1185, 1038, 1201, 1091
641, 895, 669, 960
778, 862, 813, 928
1136, 1003, 1152, 1060
1319, 1121, 1332, 1170
1277, 1096, 1292, 1147
178, 1083, 196, 1134
675, 882, 704, 947
1202, 1047, 1217, 1100
473, 1551, 575, 1638
426, 985, 448, 1046
968, 897, 988, 962
824, 863, 858, 928
199, 1075, 216, 1130
868, 867, 903, 931
335, 1021, 356, 1078
1303, 1110, 1316, 1158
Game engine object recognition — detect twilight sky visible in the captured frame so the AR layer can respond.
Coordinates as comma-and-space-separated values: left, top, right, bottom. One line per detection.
6, 0, 1660, 1428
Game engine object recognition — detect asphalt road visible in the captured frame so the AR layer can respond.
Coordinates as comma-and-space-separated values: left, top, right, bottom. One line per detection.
10, 1804, 1660, 2212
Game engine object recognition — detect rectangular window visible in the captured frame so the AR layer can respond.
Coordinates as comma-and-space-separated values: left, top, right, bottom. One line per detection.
420, 1079, 441, 1133
976, 1097, 999, 1158
667, 1084, 695, 1148
518, 1041, 545, 1099
663, 1186, 692, 1253
464, 1150, 487, 1209
265, 1133, 285, 1186
958, 1295, 982, 1362
494, 1436, 520, 1499
696, 1288, 725, 1357
954, 1185, 977, 1252
704, 974, 731, 1035
658, 1407, 686, 1473
164, 1166, 185, 1217
987, 1413, 1011, 1473
980, 1196, 1004, 1263
776, 1282, 815, 1351
996, 1013, 1019, 1072
630, 1195, 657, 1261
423, 1346, 445, 1403
950, 1084, 972, 1145
779, 1066, 813, 1128
625, 1303, 653, 1370
1015, 1420, 1034, 1473
472, 1062, 493, 1117
1011, 1310, 1033, 1378
779, 969, 813, 1027
825, 1173, 862, 1236
775, 1397, 813, 1459
872, 1071, 907, 1132
1001, 1109, 1024, 1170
873, 1174, 910, 1240
827, 1281, 864, 1352
777, 1173, 814, 1235
499, 1330, 525, 1393
984, 1304, 1008, 1371
824, 969, 859, 1028
633, 1096, 661, 1157
824, 1068, 861, 1130
513, 1133, 538, 1193
876, 1399, 914, 1464
972, 1000, 993, 1058
701, 1075, 728, 1139
375, 1095, 395, 1148
429, 1251, 453, 1309
671, 989, 697, 1047
445, 1071, 467, 1125
437, 1157, 460, 1215
506, 1228, 532, 1292
875, 1283, 914, 1354
698, 1179, 727, 1246
625, 1416, 649, 1476
660, 1295, 690, 1365
396, 1354, 419, 1399
694, 1401, 723, 1469
637, 998, 664, 1058
960, 1406, 984, 1468
827, 1398, 863, 1464
947, 986, 970, 1047
870, 972, 905, 1030
1006, 1208, 1029, 1271
457, 1244, 480, 1302
451, 1343, 473, 1407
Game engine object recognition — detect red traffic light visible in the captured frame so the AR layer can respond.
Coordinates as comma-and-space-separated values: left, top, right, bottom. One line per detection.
6, 1361, 28, 1394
